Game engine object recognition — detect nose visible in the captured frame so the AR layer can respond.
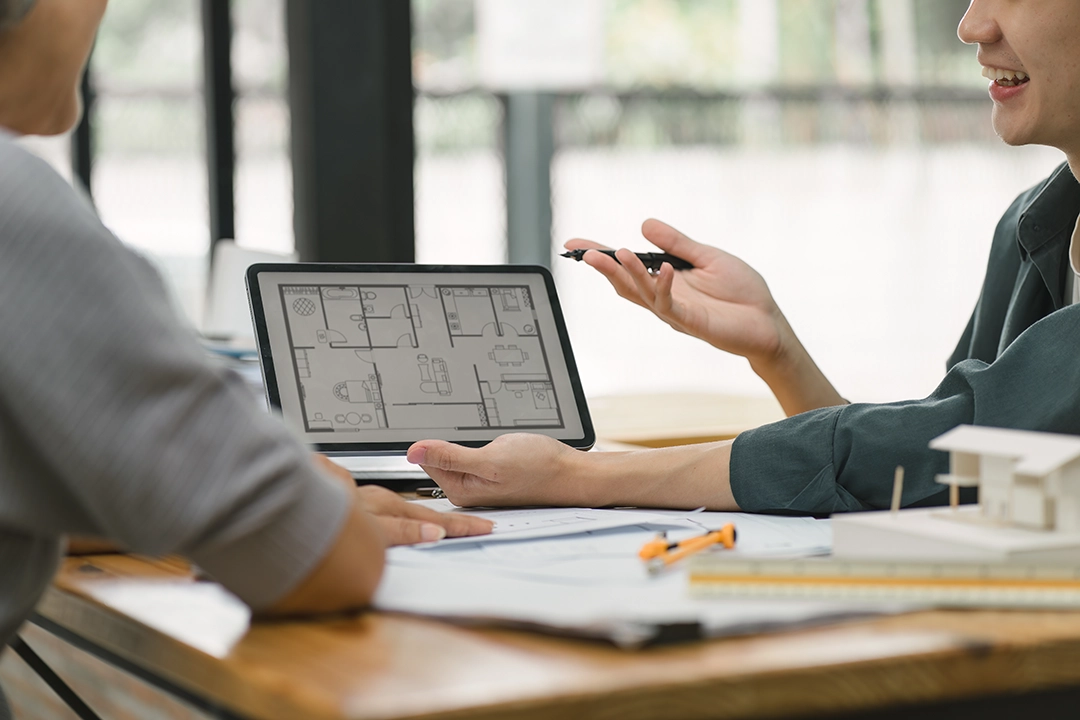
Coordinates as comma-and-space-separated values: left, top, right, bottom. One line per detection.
958, 0, 1001, 45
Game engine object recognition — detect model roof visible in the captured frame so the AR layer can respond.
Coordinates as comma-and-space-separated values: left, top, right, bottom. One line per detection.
930, 425, 1080, 477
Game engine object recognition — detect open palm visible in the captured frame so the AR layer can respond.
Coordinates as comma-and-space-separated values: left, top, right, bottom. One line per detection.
566, 219, 787, 364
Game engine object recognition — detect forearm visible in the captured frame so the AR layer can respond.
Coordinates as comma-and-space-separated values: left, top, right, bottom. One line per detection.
569, 441, 739, 510
261, 496, 385, 616
751, 315, 846, 416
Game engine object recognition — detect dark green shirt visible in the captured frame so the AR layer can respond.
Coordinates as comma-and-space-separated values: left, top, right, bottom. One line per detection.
730, 162, 1080, 514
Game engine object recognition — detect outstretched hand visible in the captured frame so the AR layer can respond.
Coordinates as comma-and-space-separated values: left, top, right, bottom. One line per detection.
565, 218, 787, 365
566, 218, 846, 415
313, 455, 494, 545
406, 434, 588, 508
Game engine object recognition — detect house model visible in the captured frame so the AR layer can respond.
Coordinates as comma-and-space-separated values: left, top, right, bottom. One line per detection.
931, 425, 1080, 532
831, 425, 1080, 563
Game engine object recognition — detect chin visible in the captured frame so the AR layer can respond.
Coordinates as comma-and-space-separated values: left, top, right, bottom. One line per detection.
991, 113, 1035, 148
994, 131, 1028, 148
42, 102, 82, 136
19, 94, 83, 137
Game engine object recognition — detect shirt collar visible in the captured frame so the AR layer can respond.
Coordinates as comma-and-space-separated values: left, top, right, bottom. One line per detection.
1016, 162, 1080, 308
1017, 162, 1080, 256
1069, 214, 1080, 286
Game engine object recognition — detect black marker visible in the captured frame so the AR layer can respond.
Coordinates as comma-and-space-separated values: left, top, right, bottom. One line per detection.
560, 249, 694, 273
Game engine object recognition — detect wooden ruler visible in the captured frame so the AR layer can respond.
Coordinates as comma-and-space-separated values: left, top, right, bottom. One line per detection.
688, 557, 1080, 608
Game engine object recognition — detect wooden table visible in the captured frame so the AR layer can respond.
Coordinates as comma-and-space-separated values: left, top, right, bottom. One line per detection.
13, 553, 1080, 720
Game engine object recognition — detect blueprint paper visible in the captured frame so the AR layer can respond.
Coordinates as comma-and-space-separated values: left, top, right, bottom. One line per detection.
394, 507, 831, 580
410, 498, 673, 547
87, 581, 251, 658
375, 561, 882, 647
374, 509, 892, 646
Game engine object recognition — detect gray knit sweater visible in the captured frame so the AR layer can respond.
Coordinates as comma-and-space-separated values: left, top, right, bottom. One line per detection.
0, 131, 350, 651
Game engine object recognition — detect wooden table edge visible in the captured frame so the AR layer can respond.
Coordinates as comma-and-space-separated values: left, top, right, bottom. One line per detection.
33, 583, 340, 720
32, 562, 1080, 720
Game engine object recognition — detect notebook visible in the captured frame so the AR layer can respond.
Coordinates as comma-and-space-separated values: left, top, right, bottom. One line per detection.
246, 263, 594, 481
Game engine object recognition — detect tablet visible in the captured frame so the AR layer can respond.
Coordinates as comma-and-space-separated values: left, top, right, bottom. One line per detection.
246, 264, 594, 453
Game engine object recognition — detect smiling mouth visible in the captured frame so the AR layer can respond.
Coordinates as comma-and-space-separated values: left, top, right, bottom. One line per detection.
982, 66, 1030, 88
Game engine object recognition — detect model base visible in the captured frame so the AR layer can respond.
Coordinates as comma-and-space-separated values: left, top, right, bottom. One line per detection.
832, 506, 1080, 564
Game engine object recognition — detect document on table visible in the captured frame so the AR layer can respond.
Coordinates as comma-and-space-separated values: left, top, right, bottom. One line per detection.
374, 506, 901, 647
85, 581, 251, 658
410, 498, 673, 547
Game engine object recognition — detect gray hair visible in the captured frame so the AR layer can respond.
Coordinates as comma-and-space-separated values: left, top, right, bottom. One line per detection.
0, 0, 34, 30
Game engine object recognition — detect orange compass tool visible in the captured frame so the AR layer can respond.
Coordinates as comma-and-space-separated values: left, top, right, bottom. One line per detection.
640, 524, 737, 573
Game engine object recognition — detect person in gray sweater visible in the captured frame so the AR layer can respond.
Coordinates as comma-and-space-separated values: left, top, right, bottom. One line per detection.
0, 2, 490, 713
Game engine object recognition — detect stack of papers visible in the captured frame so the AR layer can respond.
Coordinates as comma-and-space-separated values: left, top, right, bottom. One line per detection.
374, 501, 896, 646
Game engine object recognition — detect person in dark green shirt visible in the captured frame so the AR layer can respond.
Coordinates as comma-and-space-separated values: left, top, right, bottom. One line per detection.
405, 0, 1080, 515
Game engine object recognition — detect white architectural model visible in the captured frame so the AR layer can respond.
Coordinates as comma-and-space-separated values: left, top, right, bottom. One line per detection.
931, 425, 1080, 532
831, 426, 1080, 563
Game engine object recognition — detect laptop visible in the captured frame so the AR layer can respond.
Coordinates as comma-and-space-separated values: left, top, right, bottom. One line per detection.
246, 263, 595, 482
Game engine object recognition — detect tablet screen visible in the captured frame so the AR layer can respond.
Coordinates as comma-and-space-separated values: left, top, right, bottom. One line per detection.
248, 265, 593, 451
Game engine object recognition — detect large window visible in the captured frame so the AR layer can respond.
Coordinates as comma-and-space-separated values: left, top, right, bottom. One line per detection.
232, 0, 292, 257
15, 1, 1064, 406
413, 0, 505, 265
92, 0, 207, 323
19, 0, 293, 327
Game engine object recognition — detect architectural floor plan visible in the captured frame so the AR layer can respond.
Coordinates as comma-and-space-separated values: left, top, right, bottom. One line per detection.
279, 284, 565, 433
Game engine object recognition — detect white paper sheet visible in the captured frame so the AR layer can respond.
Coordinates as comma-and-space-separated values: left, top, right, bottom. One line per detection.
87, 581, 251, 658
375, 509, 893, 646
410, 498, 672, 547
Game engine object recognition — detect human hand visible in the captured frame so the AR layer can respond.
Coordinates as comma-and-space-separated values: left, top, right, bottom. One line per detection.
405, 434, 588, 508
312, 455, 494, 545
565, 219, 846, 415
565, 218, 789, 366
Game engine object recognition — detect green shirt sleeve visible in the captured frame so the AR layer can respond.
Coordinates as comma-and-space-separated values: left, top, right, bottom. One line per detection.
731, 165, 1080, 515
730, 302, 1080, 514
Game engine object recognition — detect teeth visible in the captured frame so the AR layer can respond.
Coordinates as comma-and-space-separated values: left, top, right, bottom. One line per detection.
982, 66, 1029, 82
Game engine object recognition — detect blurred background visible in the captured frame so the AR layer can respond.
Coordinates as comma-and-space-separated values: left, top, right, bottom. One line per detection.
20, 0, 1064, 405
